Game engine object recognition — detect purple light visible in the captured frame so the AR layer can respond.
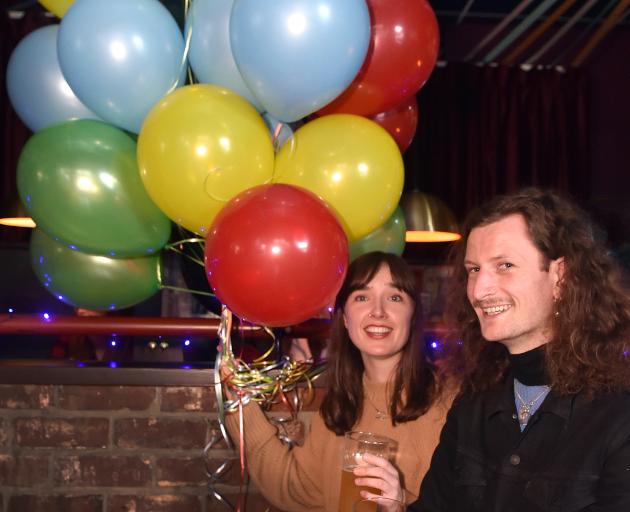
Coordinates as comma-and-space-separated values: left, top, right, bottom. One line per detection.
42, 312, 51, 321
184, 339, 191, 347
431, 341, 438, 349
8, 308, 14, 314
57, 295, 64, 300
109, 361, 118, 368
110, 339, 117, 347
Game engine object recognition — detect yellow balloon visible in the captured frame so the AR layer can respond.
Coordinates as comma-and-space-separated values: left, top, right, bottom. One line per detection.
137, 84, 275, 235
274, 115, 404, 241
38, 0, 74, 18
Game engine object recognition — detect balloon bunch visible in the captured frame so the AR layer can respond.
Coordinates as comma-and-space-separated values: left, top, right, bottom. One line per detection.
9, 0, 439, 508
8, 0, 439, 324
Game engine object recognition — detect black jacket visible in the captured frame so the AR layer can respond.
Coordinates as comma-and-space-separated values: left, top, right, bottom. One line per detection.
410, 374, 630, 512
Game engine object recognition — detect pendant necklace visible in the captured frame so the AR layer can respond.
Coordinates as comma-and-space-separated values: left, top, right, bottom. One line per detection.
365, 394, 390, 420
514, 386, 549, 427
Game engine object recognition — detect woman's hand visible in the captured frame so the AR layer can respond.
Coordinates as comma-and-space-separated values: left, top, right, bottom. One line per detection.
353, 452, 404, 503
219, 361, 237, 402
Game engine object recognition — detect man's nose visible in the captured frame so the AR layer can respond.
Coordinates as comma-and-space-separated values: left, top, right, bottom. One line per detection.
470, 269, 497, 301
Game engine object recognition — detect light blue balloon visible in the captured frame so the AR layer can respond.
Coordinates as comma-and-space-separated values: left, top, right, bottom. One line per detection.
6, 25, 100, 132
230, 0, 371, 122
57, 0, 186, 134
187, 0, 263, 111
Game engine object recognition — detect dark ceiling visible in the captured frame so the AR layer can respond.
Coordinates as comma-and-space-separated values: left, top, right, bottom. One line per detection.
433, 0, 627, 23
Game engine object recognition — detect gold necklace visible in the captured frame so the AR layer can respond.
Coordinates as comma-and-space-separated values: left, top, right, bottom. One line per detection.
364, 393, 390, 420
514, 387, 549, 425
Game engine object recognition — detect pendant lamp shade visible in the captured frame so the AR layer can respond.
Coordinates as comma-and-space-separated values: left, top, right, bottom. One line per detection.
0, 195, 35, 229
401, 190, 460, 243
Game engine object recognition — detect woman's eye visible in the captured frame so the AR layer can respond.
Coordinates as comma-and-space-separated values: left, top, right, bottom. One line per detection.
466, 266, 479, 274
353, 294, 368, 302
390, 294, 404, 302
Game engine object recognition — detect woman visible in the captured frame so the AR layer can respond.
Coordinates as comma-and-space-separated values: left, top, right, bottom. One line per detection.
223, 252, 454, 511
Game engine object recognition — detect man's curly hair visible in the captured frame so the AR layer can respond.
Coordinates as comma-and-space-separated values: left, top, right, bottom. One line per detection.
444, 188, 630, 396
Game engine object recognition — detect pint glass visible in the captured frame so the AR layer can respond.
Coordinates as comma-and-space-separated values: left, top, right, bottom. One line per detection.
338, 431, 397, 512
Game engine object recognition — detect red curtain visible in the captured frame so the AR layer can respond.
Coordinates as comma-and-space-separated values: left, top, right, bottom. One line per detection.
404, 63, 590, 220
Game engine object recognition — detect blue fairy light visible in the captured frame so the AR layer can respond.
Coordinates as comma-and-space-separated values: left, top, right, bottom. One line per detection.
184, 339, 191, 347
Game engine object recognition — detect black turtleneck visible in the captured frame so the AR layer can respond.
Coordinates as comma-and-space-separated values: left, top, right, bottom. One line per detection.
509, 345, 548, 386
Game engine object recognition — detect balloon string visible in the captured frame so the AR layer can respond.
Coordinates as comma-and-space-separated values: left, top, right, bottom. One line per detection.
253, 326, 278, 363
238, 397, 245, 512
170, 0, 194, 93
159, 284, 215, 297
271, 122, 285, 151
164, 237, 206, 266
164, 237, 206, 249
216, 306, 327, 511
164, 246, 204, 267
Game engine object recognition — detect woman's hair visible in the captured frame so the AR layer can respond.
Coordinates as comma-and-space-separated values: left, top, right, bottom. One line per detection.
320, 251, 442, 435
444, 188, 630, 395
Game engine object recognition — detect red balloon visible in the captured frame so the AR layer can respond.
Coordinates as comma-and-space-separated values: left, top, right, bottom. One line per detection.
370, 95, 419, 153
204, 184, 348, 327
316, 0, 439, 117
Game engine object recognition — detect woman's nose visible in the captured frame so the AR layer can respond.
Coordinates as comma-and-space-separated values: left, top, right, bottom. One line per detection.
368, 301, 387, 318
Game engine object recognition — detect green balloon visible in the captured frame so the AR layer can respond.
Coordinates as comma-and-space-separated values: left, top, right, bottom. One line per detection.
17, 119, 171, 257
30, 228, 161, 311
349, 206, 406, 261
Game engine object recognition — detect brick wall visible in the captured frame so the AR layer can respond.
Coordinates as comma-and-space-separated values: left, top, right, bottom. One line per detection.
0, 383, 320, 512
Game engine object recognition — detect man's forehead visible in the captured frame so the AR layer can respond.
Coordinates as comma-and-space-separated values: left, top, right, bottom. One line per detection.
465, 215, 536, 259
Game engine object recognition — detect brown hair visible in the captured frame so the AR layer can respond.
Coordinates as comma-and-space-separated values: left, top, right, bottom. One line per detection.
320, 252, 442, 435
445, 188, 630, 395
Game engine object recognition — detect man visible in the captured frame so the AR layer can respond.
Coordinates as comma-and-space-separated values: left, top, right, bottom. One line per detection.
410, 188, 630, 511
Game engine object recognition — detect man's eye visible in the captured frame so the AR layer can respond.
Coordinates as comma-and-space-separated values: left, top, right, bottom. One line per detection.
498, 262, 514, 270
